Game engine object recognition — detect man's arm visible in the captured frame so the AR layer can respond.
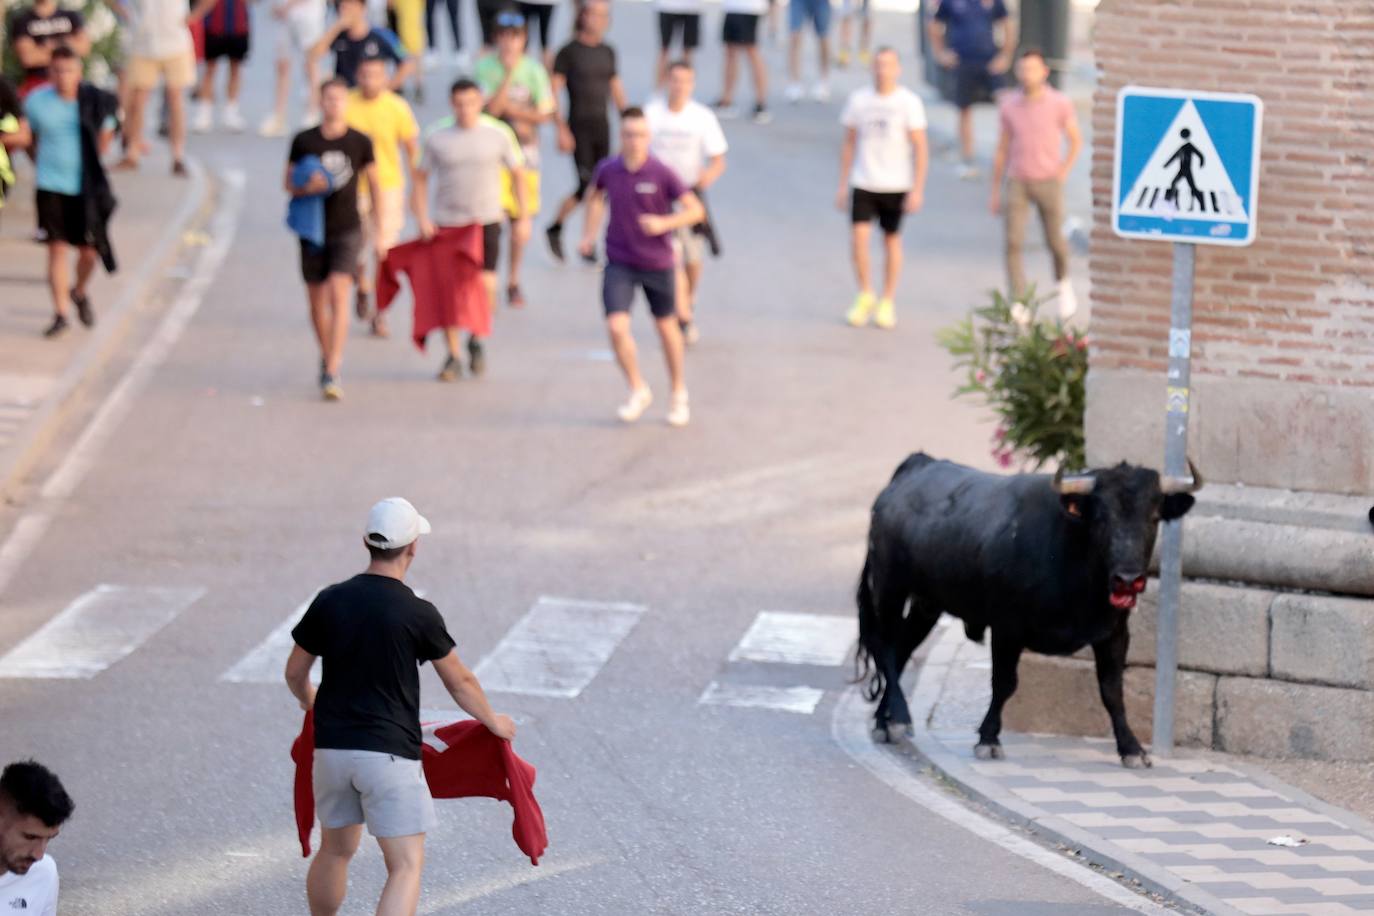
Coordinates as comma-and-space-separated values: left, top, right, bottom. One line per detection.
12, 36, 46, 69
410, 165, 434, 238
307, 20, 344, 67
432, 649, 516, 740
63, 25, 91, 58
927, 19, 956, 68
363, 162, 384, 254
284, 645, 317, 710
390, 55, 415, 91
609, 74, 627, 114
989, 118, 1011, 213
188, 0, 219, 24
96, 124, 115, 156
990, 12, 1016, 74
2, 117, 31, 152
836, 126, 855, 210
907, 128, 929, 212
639, 189, 703, 237
549, 73, 575, 152
578, 186, 604, 255
1060, 112, 1082, 183
698, 153, 726, 191
284, 161, 329, 196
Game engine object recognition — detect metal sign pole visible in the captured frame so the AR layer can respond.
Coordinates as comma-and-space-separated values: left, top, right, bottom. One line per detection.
1152, 241, 1195, 757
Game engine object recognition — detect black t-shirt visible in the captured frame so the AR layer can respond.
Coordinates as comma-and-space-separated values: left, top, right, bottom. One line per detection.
9, 6, 84, 77
0, 76, 20, 119
288, 126, 374, 238
330, 26, 404, 87
292, 574, 456, 759
553, 40, 616, 127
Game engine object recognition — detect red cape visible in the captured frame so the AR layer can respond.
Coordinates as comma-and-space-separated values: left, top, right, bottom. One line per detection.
376, 225, 492, 350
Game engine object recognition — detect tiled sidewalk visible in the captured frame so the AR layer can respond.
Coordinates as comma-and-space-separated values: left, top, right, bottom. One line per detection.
912, 621, 1374, 916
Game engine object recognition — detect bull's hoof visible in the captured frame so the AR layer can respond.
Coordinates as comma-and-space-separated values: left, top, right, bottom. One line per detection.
872, 723, 913, 744
1121, 752, 1153, 769
974, 742, 1005, 760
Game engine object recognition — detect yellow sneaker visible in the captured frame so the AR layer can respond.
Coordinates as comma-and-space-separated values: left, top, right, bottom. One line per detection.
846, 291, 875, 327
874, 298, 897, 329
837, 48, 851, 68
858, 49, 872, 66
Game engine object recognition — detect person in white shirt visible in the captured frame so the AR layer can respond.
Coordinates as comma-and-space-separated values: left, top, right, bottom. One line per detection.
646, 59, 726, 345
259, 0, 327, 135
654, 0, 700, 86
713, 0, 769, 124
0, 760, 74, 916
836, 47, 927, 330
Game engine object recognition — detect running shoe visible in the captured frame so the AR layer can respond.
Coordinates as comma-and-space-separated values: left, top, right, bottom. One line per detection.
222, 104, 246, 132
811, 82, 831, 102
71, 289, 94, 327
713, 100, 740, 119
172, 160, 188, 177
545, 224, 565, 262
617, 386, 653, 423
467, 337, 486, 375
321, 373, 343, 401
258, 113, 286, 137
318, 358, 326, 387
845, 291, 875, 327
784, 82, 805, 103
666, 390, 690, 427
355, 288, 371, 321
874, 298, 897, 330
680, 319, 700, 346
437, 355, 461, 381
43, 314, 69, 338
191, 101, 213, 134
507, 284, 526, 308
957, 161, 981, 181
1057, 278, 1079, 320
580, 245, 598, 267
751, 104, 772, 125
837, 49, 851, 68
370, 314, 389, 338
299, 109, 321, 129
422, 50, 439, 71
453, 49, 471, 69
858, 50, 872, 66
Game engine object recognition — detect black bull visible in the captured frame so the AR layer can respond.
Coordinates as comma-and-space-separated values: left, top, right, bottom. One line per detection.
854, 453, 1201, 768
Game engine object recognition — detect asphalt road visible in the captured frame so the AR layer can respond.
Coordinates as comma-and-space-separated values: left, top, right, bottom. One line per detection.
0, 5, 1144, 914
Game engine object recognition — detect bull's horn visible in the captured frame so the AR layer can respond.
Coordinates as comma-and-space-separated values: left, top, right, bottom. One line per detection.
1052, 466, 1096, 495
1161, 459, 1205, 494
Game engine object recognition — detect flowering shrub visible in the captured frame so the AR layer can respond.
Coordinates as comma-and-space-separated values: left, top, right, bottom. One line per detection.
936, 289, 1088, 471
3, 0, 123, 89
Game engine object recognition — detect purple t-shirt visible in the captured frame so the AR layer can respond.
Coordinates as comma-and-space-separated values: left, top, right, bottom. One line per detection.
592, 154, 687, 272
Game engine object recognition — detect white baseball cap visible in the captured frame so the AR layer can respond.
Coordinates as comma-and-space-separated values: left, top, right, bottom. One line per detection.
364, 497, 432, 550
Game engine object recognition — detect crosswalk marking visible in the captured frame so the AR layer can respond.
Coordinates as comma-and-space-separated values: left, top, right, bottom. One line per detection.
473, 596, 645, 698
727, 612, 857, 667
0, 585, 205, 679
220, 591, 319, 684
698, 682, 826, 715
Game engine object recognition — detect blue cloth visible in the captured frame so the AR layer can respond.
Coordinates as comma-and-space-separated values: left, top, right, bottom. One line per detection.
287, 155, 333, 248
934, 0, 1008, 63
24, 87, 82, 195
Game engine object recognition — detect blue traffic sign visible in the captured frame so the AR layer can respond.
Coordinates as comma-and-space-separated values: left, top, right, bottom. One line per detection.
1112, 87, 1263, 246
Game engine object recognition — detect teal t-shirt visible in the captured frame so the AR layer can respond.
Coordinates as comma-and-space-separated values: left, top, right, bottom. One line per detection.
25, 87, 82, 194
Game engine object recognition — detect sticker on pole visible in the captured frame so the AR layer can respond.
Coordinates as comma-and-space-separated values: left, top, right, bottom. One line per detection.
1113, 87, 1263, 246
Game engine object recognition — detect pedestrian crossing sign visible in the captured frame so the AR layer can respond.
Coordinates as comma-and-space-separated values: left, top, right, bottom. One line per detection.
1112, 86, 1263, 246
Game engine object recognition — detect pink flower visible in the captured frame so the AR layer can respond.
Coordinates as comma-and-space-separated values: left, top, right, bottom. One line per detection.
1076, 337, 1089, 351
997, 451, 1014, 468
993, 426, 1007, 442
975, 369, 988, 383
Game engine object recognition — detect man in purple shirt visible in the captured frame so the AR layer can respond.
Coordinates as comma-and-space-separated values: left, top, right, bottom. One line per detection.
579, 107, 703, 427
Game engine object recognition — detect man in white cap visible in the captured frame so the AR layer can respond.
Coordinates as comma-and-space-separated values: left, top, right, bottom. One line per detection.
285, 497, 516, 916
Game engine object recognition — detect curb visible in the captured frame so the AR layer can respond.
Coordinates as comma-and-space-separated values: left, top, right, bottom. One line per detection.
900, 623, 1244, 916
0, 159, 210, 501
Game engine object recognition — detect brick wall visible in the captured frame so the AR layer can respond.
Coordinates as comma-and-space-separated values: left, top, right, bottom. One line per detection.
1088, 0, 1374, 388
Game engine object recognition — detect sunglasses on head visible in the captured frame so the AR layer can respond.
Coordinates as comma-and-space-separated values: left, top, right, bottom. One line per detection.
495, 11, 525, 28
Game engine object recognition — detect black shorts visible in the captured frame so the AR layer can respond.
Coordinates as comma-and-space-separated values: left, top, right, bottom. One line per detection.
722, 12, 759, 46
35, 189, 89, 246
204, 33, 250, 61
602, 262, 676, 320
953, 59, 1005, 109
476, 0, 503, 45
300, 228, 363, 284
516, 2, 554, 49
481, 222, 501, 272
571, 119, 610, 199
658, 11, 700, 50
851, 188, 906, 235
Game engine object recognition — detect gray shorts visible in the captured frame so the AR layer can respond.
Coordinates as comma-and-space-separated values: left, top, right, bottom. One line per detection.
313, 749, 436, 838
672, 224, 706, 266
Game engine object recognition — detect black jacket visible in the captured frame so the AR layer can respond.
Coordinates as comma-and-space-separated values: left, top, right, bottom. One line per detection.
76, 82, 118, 272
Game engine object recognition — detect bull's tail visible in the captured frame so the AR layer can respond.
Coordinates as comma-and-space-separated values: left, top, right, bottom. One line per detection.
852, 552, 885, 702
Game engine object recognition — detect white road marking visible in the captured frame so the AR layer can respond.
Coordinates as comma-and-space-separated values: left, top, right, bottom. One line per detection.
473, 595, 645, 698
417, 855, 604, 913
0, 584, 205, 678
728, 611, 857, 667
698, 681, 826, 715
831, 688, 1174, 915
0, 168, 243, 604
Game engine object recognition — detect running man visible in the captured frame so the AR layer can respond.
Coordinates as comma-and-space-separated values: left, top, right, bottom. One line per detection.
784, 0, 830, 102
8, 0, 89, 97
929, 0, 1014, 180
475, 8, 553, 307
835, 0, 870, 69
579, 107, 704, 427
286, 77, 382, 400
836, 47, 927, 330
192, 0, 252, 132
989, 47, 1081, 316
309, 0, 416, 89
546, 0, 625, 267
260, 0, 326, 135
25, 48, 118, 338
412, 78, 529, 380
286, 497, 516, 916
346, 56, 419, 337
714, 0, 769, 124
654, 0, 700, 86
0, 760, 75, 915
646, 59, 726, 345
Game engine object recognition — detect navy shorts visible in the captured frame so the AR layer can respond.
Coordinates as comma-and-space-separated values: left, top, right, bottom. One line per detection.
602, 262, 676, 320
954, 59, 1005, 109
658, 11, 700, 49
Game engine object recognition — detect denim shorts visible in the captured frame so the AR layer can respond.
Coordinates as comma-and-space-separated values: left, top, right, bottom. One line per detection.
789, 0, 831, 35
602, 262, 677, 320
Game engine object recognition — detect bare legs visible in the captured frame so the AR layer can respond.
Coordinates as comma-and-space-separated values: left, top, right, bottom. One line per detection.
306, 827, 425, 916
307, 273, 352, 376
720, 44, 767, 108
849, 223, 901, 301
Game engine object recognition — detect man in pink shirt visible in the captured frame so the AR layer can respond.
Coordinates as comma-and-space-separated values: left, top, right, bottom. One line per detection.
989, 47, 1082, 318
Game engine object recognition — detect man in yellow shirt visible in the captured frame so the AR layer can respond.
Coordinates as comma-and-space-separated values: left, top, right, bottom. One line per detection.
347, 56, 419, 336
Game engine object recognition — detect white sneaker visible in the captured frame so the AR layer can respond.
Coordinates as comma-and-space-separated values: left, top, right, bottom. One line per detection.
299, 109, 321, 129
666, 391, 690, 427
784, 82, 805, 103
617, 387, 653, 423
191, 102, 213, 134
714, 102, 740, 120
811, 81, 830, 102
222, 105, 246, 132
422, 50, 439, 70
957, 162, 981, 181
1057, 278, 1079, 320
258, 113, 286, 137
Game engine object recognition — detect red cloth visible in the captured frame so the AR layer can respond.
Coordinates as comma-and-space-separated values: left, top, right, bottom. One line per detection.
376, 226, 490, 350
291, 711, 547, 866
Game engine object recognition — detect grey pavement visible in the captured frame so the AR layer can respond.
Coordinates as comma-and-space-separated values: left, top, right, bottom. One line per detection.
0, 4, 1163, 915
